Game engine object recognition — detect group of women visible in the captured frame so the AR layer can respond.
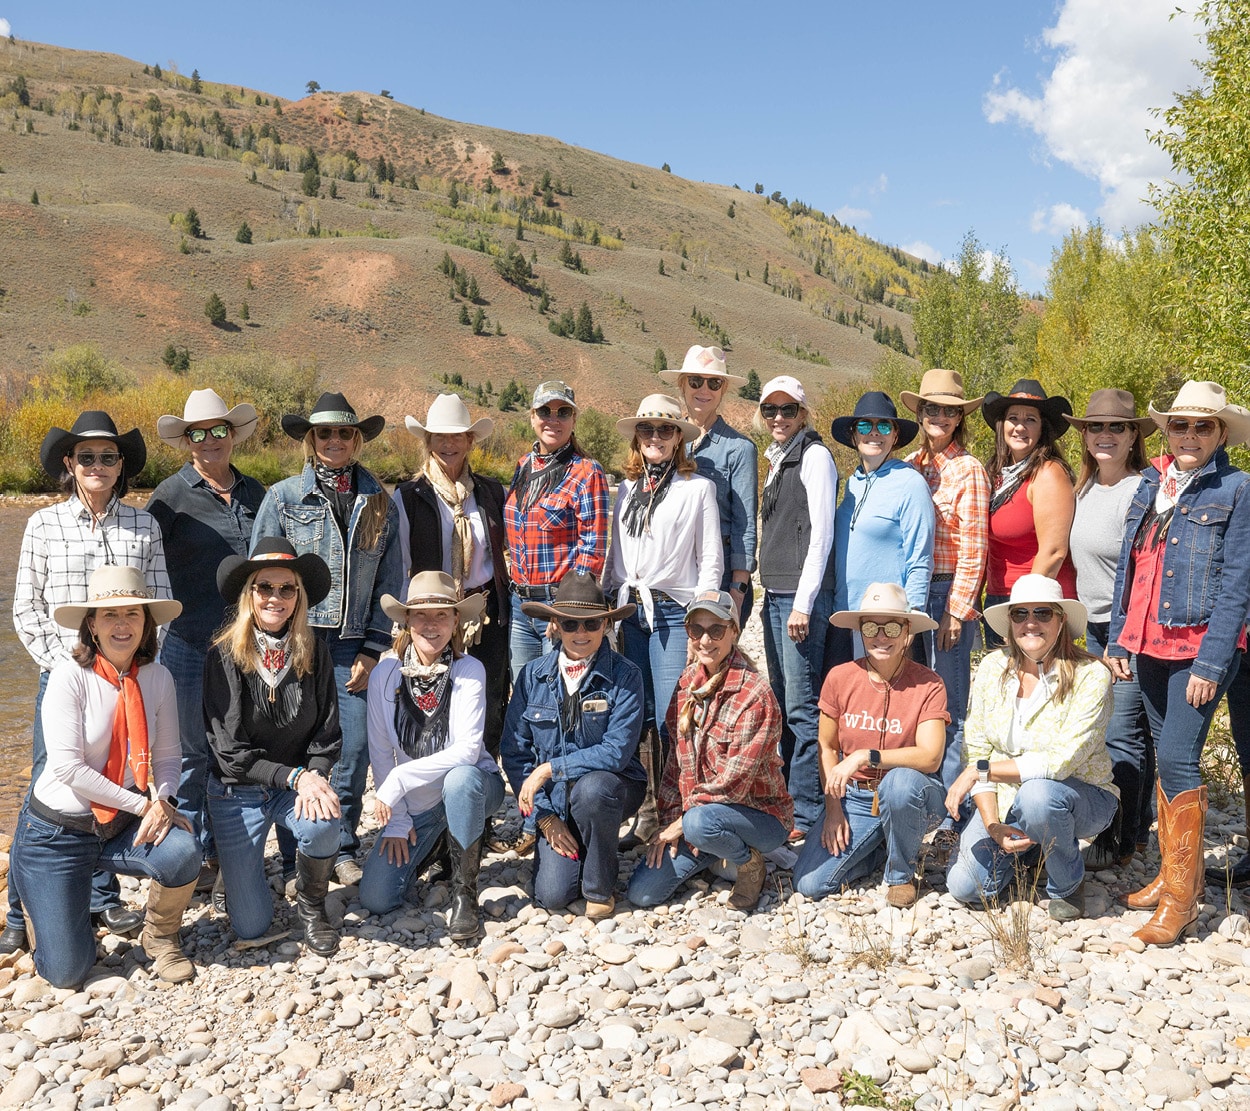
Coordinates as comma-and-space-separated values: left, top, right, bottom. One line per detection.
6, 348, 1250, 988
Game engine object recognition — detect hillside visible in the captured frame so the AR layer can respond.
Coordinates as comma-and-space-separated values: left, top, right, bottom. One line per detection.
0, 38, 929, 422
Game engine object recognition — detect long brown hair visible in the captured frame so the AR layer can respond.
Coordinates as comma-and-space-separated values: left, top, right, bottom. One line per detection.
1075, 426, 1148, 492
1001, 617, 1102, 705
985, 409, 1075, 489
302, 429, 390, 552
392, 610, 466, 660
623, 437, 698, 481
212, 569, 317, 678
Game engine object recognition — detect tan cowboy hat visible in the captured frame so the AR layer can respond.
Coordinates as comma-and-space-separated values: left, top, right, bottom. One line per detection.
54, 565, 182, 629
983, 573, 1087, 640
519, 571, 636, 624
405, 393, 494, 439
900, 368, 983, 416
616, 394, 701, 444
157, 388, 259, 447
381, 571, 487, 625
658, 344, 747, 387
829, 582, 938, 634
1062, 388, 1155, 434
1148, 380, 1250, 447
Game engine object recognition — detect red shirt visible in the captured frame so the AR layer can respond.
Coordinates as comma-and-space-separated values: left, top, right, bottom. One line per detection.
987, 478, 1077, 597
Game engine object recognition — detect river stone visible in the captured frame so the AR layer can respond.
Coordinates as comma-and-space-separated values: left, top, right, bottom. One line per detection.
951, 956, 993, 981
688, 1036, 738, 1070
0, 1067, 42, 1108
799, 1067, 841, 1094
535, 995, 579, 1028
832, 1013, 897, 1061
25, 1012, 84, 1045
1086, 1046, 1127, 1073
600, 1025, 637, 1051
313, 1068, 349, 1093
1142, 1069, 1199, 1101
597, 943, 634, 965
895, 1046, 938, 1073
115, 1066, 149, 1088
278, 1042, 322, 1069
490, 1083, 525, 1107
665, 984, 703, 1010
636, 946, 683, 973
703, 1015, 756, 1048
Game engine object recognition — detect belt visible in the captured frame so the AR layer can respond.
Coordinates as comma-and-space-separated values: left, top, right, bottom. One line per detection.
29, 795, 103, 835
465, 581, 494, 597
931, 572, 955, 583
511, 582, 556, 601
847, 779, 878, 791
629, 586, 673, 604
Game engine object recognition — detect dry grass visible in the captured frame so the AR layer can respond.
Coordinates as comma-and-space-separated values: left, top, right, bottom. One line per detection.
976, 853, 1044, 971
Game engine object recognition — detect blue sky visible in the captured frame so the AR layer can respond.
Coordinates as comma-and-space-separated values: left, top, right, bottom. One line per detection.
4, 1, 1206, 293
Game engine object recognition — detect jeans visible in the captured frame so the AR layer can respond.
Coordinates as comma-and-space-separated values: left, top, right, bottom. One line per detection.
509, 591, 556, 684
720, 570, 756, 627
761, 588, 835, 832
793, 768, 945, 898
921, 578, 976, 829
532, 770, 646, 909
11, 804, 200, 988
1137, 651, 1240, 796
981, 592, 1009, 650
320, 628, 371, 864
160, 631, 215, 857
1225, 652, 1250, 774
619, 593, 689, 742
207, 778, 340, 940
946, 777, 1119, 903
627, 802, 786, 907
360, 765, 504, 915
471, 585, 509, 760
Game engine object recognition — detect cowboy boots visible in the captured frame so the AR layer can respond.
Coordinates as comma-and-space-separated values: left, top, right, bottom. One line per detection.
295, 853, 340, 956
1122, 781, 1168, 910
140, 880, 197, 982
1134, 785, 1207, 947
447, 834, 484, 941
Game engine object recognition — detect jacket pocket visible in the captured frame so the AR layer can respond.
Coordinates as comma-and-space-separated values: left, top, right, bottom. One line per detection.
279, 505, 326, 545
1187, 503, 1230, 557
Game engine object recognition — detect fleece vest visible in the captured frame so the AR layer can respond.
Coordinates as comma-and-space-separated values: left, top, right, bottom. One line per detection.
759, 429, 836, 593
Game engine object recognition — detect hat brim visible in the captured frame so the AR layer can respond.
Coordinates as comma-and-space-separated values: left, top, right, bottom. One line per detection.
54, 595, 182, 630
829, 608, 938, 635
40, 426, 147, 481
157, 404, 259, 448
899, 391, 982, 416
616, 415, 702, 444
216, 551, 333, 607
686, 600, 740, 627
1063, 413, 1156, 434
281, 414, 386, 442
830, 416, 920, 451
657, 368, 748, 387
983, 597, 1088, 639
1148, 402, 1250, 447
380, 591, 487, 625
404, 414, 495, 439
520, 600, 636, 623
981, 393, 1073, 438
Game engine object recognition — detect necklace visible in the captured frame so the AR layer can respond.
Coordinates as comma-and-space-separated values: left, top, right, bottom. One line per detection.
201, 468, 240, 497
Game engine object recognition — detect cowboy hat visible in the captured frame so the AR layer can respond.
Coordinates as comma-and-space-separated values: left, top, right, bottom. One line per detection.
520, 571, 636, 623
381, 570, 488, 625
53, 564, 182, 629
1062, 388, 1155, 434
281, 392, 385, 442
40, 411, 147, 482
616, 394, 701, 444
157, 388, 259, 447
658, 344, 747, 387
983, 573, 1087, 640
831, 391, 919, 450
829, 582, 937, 634
899, 368, 983, 417
216, 537, 332, 607
981, 379, 1072, 438
404, 393, 494, 439
1148, 380, 1250, 447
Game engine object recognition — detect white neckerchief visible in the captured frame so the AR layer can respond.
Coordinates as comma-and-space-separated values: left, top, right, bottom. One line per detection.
1155, 460, 1200, 515
558, 651, 590, 696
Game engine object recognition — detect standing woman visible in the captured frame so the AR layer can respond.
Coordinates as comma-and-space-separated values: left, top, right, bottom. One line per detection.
205, 538, 343, 955
393, 394, 509, 759
756, 376, 838, 840
1110, 381, 1250, 946
148, 388, 267, 878
253, 392, 402, 887
1065, 389, 1155, 869
504, 381, 610, 682
605, 394, 723, 745
660, 345, 758, 622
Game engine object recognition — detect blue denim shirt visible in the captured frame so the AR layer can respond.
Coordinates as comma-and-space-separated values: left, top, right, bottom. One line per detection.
690, 416, 759, 574
1108, 448, 1250, 684
501, 641, 646, 822
252, 463, 402, 654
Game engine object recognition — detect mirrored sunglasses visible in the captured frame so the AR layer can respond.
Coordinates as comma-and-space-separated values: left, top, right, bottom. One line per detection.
760, 402, 800, 420
187, 423, 232, 443
855, 419, 895, 437
1009, 606, 1058, 624
74, 451, 121, 467
557, 617, 605, 633
859, 619, 905, 639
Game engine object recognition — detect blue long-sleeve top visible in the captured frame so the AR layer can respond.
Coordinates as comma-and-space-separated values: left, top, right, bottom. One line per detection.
689, 416, 759, 575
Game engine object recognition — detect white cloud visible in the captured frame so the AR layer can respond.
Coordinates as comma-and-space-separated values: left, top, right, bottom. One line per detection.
870, 173, 888, 197
1029, 202, 1090, 236
835, 205, 871, 225
899, 240, 943, 266
984, 0, 1205, 229
0, 19, 11, 37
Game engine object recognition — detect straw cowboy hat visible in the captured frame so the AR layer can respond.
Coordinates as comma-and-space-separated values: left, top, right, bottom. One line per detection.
616, 394, 701, 444
1148, 380, 1250, 447
405, 393, 494, 440
519, 571, 636, 624
40, 411, 147, 481
831, 391, 920, 450
900, 368, 983, 417
1062, 388, 1155, 435
983, 573, 1088, 640
981, 379, 1072, 438
658, 344, 747, 387
157, 388, 259, 448
53, 565, 182, 629
829, 582, 937, 634
216, 537, 332, 607
281, 392, 385, 442
381, 570, 488, 625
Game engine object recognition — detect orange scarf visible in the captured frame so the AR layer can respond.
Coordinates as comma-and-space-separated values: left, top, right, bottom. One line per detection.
90, 655, 150, 823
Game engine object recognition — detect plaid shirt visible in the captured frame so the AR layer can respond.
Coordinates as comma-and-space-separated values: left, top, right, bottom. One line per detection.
504, 451, 609, 586
906, 442, 990, 620
657, 649, 794, 829
13, 496, 172, 671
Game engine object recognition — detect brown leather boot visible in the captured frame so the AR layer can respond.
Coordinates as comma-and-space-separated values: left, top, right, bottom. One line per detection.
1133, 785, 1207, 947
1122, 781, 1167, 910
140, 880, 197, 982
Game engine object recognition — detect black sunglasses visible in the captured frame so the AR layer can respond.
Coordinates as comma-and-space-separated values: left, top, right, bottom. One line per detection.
636, 422, 679, 440
187, 423, 232, 444
760, 402, 801, 420
1009, 606, 1058, 624
535, 405, 575, 421
921, 403, 964, 420
557, 617, 605, 633
314, 427, 358, 441
684, 375, 725, 391
1083, 421, 1129, 435
74, 451, 121, 467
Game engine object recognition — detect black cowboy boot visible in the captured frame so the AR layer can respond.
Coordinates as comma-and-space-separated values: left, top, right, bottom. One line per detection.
295, 853, 340, 956
447, 834, 484, 941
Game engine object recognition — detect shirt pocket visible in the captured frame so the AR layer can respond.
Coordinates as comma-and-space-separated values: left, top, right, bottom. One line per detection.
280, 505, 326, 545
536, 491, 573, 534
523, 706, 561, 754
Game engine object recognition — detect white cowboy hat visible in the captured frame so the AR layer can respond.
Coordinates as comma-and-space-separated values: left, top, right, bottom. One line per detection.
381, 571, 487, 625
616, 394, 701, 444
157, 388, 259, 448
829, 582, 937, 634
983, 573, 1088, 640
1148, 380, 1250, 447
659, 344, 747, 387
54, 565, 182, 629
405, 393, 494, 439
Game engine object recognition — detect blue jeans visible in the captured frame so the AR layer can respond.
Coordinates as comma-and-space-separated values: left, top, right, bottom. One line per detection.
320, 629, 371, 864
921, 578, 976, 829
981, 591, 1009, 650
11, 804, 200, 988
509, 590, 556, 684
360, 765, 504, 915
1224, 652, 1250, 773
160, 631, 215, 857
793, 768, 945, 897
627, 802, 786, 907
533, 770, 646, 909
946, 777, 1119, 903
620, 593, 689, 741
761, 588, 834, 832
207, 778, 340, 940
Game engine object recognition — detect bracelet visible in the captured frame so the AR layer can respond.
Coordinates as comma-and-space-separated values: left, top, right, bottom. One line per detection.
287, 766, 306, 790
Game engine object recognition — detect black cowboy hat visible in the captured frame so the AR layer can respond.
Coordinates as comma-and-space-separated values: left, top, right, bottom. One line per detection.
981, 379, 1073, 438
217, 536, 332, 607
520, 571, 636, 623
40, 411, 147, 481
281, 391, 386, 443
830, 391, 919, 450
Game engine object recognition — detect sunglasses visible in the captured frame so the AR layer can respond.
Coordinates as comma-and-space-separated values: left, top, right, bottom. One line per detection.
684, 375, 725, 391
74, 452, 121, 467
686, 621, 730, 642
920, 403, 964, 420
760, 402, 801, 420
855, 419, 895, 437
314, 427, 358, 441
1166, 418, 1220, 438
253, 581, 299, 600
557, 617, 605, 633
636, 422, 679, 441
187, 423, 232, 444
859, 619, 905, 639
1008, 606, 1058, 624
1083, 421, 1130, 435
535, 405, 575, 421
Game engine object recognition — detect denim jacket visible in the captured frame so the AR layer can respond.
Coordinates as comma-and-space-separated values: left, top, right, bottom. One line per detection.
252, 463, 402, 654
501, 641, 646, 822
1108, 448, 1250, 684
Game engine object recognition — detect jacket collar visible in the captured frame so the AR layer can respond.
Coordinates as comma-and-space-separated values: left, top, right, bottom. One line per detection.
534, 638, 617, 687
299, 461, 382, 500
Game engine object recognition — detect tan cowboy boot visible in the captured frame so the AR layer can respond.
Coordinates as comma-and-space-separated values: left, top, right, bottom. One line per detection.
1134, 786, 1207, 947
1122, 781, 1167, 910
140, 880, 197, 982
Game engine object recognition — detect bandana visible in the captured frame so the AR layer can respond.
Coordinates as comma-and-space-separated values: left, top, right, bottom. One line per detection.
990, 457, 1032, 515
511, 440, 576, 514
622, 460, 677, 538
558, 652, 590, 696
676, 658, 730, 743
313, 459, 354, 495
90, 655, 150, 824
394, 645, 454, 759
424, 456, 477, 595
254, 628, 293, 702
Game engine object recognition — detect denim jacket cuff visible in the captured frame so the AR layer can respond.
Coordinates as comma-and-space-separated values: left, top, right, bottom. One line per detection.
1190, 658, 1226, 684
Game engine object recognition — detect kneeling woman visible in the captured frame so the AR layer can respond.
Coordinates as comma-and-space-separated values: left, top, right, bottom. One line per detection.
360, 572, 504, 940
628, 590, 792, 911
793, 584, 948, 909
945, 575, 1116, 921
205, 538, 344, 955
11, 566, 198, 988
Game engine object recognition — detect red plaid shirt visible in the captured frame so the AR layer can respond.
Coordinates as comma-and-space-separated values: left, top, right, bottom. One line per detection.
658, 650, 794, 829
504, 452, 610, 586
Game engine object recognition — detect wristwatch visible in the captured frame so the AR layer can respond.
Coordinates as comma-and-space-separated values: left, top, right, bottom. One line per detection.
729, 582, 748, 594
976, 759, 991, 784
868, 749, 882, 770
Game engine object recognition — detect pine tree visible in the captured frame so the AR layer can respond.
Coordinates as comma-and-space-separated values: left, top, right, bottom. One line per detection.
30, 189, 38, 205
204, 292, 227, 326
458, 304, 471, 325
574, 302, 595, 343
739, 370, 761, 401
235, 221, 252, 244
190, 69, 202, 94
653, 348, 667, 372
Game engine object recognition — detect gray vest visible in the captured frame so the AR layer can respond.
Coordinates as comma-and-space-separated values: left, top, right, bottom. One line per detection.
759, 429, 836, 593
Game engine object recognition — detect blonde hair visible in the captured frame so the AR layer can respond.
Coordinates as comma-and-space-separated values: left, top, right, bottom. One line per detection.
302, 428, 390, 552
417, 430, 477, 478
391, 611, 466, 659
1001, 618, 1102, 705
213, 569, 317, 678
622, 437, 697, 481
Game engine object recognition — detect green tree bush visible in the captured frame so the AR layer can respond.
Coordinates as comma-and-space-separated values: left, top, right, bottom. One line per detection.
205, 292, 227, 326
236, 221, 253, 244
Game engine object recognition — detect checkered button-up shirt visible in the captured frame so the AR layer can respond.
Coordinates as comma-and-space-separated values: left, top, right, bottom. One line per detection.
13, 496, 172, 671
504, 451, 609, 586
